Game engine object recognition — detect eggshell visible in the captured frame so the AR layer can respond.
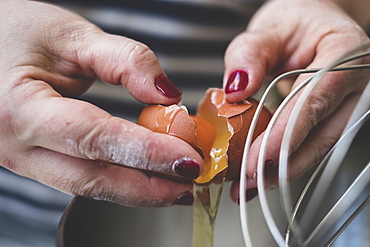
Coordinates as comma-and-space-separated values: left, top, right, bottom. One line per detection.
192, 115, 217, 158
137, 88, 272, 183
196, 88, 272, 181
137, 104, 204, 157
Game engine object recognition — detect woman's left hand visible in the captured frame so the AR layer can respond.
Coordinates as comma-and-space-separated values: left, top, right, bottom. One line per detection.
222, 0, 370, 202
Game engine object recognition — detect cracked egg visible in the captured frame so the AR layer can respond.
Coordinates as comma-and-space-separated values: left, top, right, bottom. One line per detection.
137, 88, 272, 184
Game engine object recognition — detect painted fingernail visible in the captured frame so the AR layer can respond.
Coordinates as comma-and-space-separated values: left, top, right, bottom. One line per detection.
246, 188, 258, 201
155, 75, 182, 98
174, 191, 194, 205
173, 158, 200, 179
225, 70, 249, 94
264, 159, 275, 173
237, 187, 258, 204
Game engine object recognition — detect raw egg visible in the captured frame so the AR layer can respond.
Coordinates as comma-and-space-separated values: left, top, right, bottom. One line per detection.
137, 88, 271, 184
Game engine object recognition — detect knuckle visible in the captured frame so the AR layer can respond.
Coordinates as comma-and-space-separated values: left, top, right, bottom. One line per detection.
125, 42, 157, 70
78, 119, 160, 173
77, 124, 108, 160
77, 117, 120, 162
118, 41, 159, 92
71, 164, 117, 201
305, 93, 331, 128
143, 133, 176, 175
144, 136, 161, 171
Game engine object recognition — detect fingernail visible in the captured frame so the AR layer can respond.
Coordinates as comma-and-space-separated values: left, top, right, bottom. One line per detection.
246, 188, 258, 201
173, 158, 200, 179
155, 75, 182, 98
264, 159, 275, 173
225, 70, 249, 94
174, 191, 194, 205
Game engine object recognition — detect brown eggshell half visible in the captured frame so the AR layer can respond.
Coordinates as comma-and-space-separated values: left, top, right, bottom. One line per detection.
137, 104, 203, 157
226, 99, 271, 180
202, 88, 272, 181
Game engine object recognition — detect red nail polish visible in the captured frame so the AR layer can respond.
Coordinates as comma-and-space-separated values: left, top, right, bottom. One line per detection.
225, 70, 249, 94
173, 158, 200, 179
155, 75, 182, 98
174, 191, 194, 205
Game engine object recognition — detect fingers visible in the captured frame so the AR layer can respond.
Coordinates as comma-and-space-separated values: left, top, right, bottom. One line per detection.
222, 0, 298, 103
11, 1, 182, 105
230, 56, 369, 204
276, 93, 365, 181
12, 83, 203, 180
10, 147, 193, 207
224, 0, 370, 205
2, 1, 192, 207
246, 84, 365, 184
222, 0, 368, 104
67, 26, 182, 105
223, 30, 281, 103
253, 30, 369, 175
229, 91, 365, 203
229, 178, 258, 203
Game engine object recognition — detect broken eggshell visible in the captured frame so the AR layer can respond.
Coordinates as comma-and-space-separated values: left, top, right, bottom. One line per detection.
137, 88, 271, 184
201, 88, 272, 181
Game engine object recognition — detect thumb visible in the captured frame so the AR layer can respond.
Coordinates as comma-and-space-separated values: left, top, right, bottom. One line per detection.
75, 29, 182, 105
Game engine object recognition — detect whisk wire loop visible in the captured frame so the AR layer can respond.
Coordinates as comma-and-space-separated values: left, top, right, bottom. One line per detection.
239, 43, 370, 247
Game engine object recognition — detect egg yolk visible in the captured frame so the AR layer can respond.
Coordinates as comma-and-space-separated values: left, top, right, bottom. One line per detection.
193, 97, 232, 184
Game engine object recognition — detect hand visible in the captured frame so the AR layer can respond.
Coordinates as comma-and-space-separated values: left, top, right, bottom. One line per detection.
0, 0, 203, 207
223, 0, 370, 202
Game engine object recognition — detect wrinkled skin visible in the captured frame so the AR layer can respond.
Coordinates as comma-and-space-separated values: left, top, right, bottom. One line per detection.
0, 0, 204, 207
224, 0, 370, 202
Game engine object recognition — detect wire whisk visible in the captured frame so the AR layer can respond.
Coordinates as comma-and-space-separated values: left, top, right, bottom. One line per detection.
239, 43, 370, 247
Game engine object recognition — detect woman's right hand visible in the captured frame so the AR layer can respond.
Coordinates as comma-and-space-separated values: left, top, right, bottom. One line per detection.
0, 0, 203, 207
